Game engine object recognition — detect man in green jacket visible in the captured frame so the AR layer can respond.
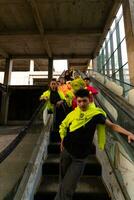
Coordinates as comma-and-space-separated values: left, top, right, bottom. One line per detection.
40, 78, 67, 129
54, 89, 134, 200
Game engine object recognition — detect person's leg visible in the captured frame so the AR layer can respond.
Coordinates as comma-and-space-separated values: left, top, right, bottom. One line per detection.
55, 152, 86, 200
60, 149, 72, 181
54, 149, 72, 200
52, 106, 58, 132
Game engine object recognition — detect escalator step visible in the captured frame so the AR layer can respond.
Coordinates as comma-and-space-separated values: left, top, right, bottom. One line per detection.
43, 154, 102, 176
35, 175, 110, 200
50, 131, 61, 143
48, 143, 96, 155
48, 143, 61, 154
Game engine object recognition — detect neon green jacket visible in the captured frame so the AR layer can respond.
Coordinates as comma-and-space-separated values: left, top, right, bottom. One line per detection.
40, 89, 66, 112
65, 90, 74, 107
59, 104, 107, 150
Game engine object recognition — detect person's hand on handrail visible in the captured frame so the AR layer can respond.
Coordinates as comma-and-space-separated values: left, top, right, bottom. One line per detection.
39, 96, 48, 101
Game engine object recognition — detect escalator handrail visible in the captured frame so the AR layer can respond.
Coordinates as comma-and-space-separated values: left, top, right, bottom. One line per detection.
0, 100, 45, 164
77, 70, 134, 148
77, 70, 134, 120
91, 77, 134, 120
94, 86, 134, 200
87, 69, 134, 88
77, 70, 134, 200
80, 72, 134, 200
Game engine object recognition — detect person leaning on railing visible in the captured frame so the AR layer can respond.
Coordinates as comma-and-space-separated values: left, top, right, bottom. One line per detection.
54, 88, 134, 200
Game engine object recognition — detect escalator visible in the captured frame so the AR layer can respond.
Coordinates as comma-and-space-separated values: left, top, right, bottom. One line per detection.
1, 71, 134, 200
78, 70, 134, 200
34, 71, 134, 200
0, 102, 46, 200
35, 130, 110, 200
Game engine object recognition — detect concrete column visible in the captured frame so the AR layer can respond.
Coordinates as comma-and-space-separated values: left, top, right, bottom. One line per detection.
0, 92, 9, 124
92, 57, 97, 71
122, 0, 134, 85
48, 58, 53, 81
30, 59, 34, 72
0, 58, 12, 124
4, 58, 13, 85
29, 59, 34, 85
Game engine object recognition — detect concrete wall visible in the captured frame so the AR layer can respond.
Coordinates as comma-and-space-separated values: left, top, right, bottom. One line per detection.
7, 86, 47, 121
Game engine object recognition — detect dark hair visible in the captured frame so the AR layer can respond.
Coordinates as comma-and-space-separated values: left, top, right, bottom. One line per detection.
84, 77, 91, 81
51, 78, 57, 81
48, 78, 57, 86
75, 89, 89, 98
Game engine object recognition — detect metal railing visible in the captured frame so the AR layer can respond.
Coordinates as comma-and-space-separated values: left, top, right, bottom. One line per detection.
0, 101, 45, 164
86, 69, 134, 97
0, 100, 46, 199
79, 70, 134, 200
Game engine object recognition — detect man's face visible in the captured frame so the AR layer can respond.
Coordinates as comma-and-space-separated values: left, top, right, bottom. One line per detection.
84, 79, 90, 86
50, 81, 57, 91
77, 96, 89, 111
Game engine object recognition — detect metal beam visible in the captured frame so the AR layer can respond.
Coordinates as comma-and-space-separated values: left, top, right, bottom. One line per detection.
94, 0, 122, 57
27, 0, 52, 58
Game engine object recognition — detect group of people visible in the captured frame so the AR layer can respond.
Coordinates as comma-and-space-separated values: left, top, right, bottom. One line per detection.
40, 71, 134, 200
40, 73, 98, 128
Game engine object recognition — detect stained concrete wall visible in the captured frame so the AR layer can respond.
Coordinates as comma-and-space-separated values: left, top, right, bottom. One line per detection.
7, 86, 47, 121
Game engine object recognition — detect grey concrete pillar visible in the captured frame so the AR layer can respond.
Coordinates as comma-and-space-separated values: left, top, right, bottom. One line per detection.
92, 57, 97, 71
0, 58, 12, 124
4, 58, 13, 85
122, 0, 134, 85
0, 92, 9, 124
48, 58, 53, 81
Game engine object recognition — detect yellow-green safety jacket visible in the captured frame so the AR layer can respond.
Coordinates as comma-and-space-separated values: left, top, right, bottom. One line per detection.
40, 89, 66, 112
59, 103, 107, 150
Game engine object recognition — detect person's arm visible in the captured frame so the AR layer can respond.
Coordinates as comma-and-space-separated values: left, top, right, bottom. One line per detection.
40, 95, 48, 101
105, 119, 134, 143
40, 91, 49, 101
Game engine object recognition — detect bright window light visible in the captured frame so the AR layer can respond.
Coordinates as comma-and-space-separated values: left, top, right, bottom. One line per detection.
53, 60, 68, 73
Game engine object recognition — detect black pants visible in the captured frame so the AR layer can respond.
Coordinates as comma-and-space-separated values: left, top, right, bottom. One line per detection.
54, 149, 86, 200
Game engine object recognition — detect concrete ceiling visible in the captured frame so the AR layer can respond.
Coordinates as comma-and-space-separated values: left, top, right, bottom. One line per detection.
0, 0, 121, 71
0, 58, 48, 71
68, 58, 89, 71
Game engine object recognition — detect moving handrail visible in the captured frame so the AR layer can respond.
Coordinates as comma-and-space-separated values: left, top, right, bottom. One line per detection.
78, 70, 134, 200
87, 69, 134, 96
89, 69, 134, 88
94, 88, 134, 199
79, 71, 134, 149
0, 100, 45, 163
